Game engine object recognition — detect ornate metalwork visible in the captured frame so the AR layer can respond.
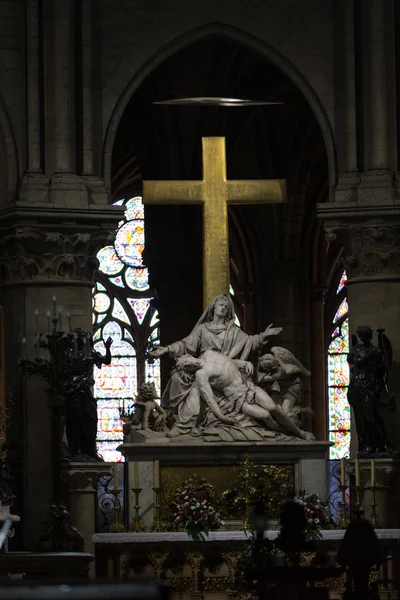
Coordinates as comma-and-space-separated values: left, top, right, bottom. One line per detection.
327, 460, 350, 525
97, 471, 125, 533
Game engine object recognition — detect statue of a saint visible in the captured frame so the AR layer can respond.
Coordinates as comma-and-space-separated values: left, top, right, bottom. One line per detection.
347, 325, 397, 458
149, 294, 314, 441
64, 332, 112, 461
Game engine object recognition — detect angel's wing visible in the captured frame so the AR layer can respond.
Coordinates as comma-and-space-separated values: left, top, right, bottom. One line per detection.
377, 328, 393, 370
270, 346, 311, 376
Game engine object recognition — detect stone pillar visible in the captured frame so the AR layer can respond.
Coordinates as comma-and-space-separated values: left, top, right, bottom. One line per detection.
63, 462, 112, 561
0, 207, 121, 548
320, 211, 400, 454
19, 0, 50, 203
365, 0, 396, 172
43, 0, 87, 205
79, 0, 108, 205
333, 0, 359, 203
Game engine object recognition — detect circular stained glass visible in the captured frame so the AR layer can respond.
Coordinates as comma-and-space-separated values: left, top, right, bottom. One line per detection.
115, 221, 144, 267
97, 246, 124, 275
93, 293, 110, 314
125, 267, 149, 291
125, 197, 144, 220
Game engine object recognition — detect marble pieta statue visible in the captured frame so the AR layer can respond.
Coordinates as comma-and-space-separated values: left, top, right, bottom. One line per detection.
149, 294, 314, 442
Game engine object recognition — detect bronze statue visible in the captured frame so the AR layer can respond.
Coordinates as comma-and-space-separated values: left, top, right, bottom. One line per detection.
347, 325, 397, 458
63, 331, 112, 461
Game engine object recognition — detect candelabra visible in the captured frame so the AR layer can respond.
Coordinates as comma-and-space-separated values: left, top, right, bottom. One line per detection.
131, 487, 146, 532
19, 298, 94, 551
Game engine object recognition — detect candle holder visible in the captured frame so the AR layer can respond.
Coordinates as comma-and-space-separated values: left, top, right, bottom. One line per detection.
337, 483, 350, 529
130, 487, 146, 532
242, 456, 251, 531
110, 489, 125, 533
151, 486, 164, 532
354, 484, 362, 512
369, 484, 381, 529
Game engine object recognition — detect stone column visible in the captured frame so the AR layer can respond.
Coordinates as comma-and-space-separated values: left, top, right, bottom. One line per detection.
333, 0, 359, 203
0, 206, 121, 548
44, 0, 87, 205
19, 0, 50, 203
63, 462, 112, 561
79, 0, 109, 205
357, 0, 396, 205
365, 0, 396, 172
321, 210, 400, 454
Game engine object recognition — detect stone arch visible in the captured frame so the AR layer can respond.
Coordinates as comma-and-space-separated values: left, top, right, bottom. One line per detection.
0, 92, 19, 206
102, 22, 337, 196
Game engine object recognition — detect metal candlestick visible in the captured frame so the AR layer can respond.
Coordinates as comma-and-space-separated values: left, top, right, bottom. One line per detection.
242, 456, 251, 531
354, 485, 362, 511
369, 485, 381, 528
110, 489, 125, 533
131, 487, 146, 532
337, 483, 349, 529
151, 486, 163, 532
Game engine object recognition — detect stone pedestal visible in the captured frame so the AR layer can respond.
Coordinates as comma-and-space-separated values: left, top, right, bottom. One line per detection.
63, 462, 112, 563
120, 439, 331, 501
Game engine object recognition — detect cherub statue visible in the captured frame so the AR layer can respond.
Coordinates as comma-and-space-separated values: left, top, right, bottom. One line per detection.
257, 347, 311, 426
131, 382, 166, 432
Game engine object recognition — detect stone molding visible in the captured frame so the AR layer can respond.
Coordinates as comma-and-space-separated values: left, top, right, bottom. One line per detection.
63, 462, 113, 493
0, 206, 123, 286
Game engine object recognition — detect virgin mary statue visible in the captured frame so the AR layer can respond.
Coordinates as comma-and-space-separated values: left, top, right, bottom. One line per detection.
149, 294, 310, 441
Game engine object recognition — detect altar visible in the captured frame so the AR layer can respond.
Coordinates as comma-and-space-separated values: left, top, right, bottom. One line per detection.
92, 529, 400, 599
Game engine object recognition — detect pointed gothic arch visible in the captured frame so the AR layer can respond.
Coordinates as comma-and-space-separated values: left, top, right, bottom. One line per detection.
102, 22, 338, 195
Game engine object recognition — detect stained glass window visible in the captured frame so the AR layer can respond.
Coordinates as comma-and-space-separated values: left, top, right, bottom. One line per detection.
327, 270, 350, 459
93, 196, 160, 462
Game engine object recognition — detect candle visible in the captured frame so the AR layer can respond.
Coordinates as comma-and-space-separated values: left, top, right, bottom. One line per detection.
73, 332, 78, 356
58, 308, 63, 331
52, 295, 57, 318
34, 308, 39, 331
355, 459, 360, 487
46, 310, 51, 333
66, 310, 72, 332
113, 464, 118, 491
371, 459, 376, 488
154, 460, 160, 488
133, 462, 139, 488
21, 336, 27, 359
340, 458, 346, 486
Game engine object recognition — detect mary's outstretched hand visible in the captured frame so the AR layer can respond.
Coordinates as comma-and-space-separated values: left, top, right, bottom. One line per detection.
262, 323, 283, 340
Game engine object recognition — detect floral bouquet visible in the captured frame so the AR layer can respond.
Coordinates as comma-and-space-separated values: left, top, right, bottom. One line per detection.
294, 490, 332, 540
170, 475, 222, 541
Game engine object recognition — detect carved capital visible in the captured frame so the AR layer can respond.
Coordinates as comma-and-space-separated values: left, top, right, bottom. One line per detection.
0, 206, 123, 286
325, 225, 400, 281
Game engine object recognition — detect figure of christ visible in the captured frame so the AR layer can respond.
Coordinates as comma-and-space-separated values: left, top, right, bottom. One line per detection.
176, 351, 314, 440
149, 293, 283, 437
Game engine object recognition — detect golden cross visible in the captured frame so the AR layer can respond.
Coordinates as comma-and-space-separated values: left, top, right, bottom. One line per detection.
143, 137, 287, 307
